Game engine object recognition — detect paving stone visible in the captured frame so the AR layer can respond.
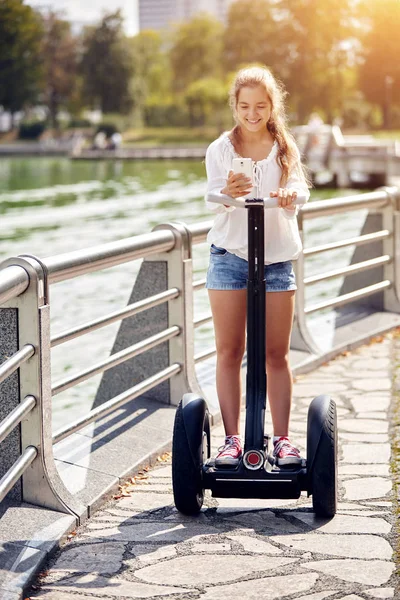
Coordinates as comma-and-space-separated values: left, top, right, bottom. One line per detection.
343, 477, 392, 500
288, 512, 391, 534
129, 483, 172, 493
129, 544, 176, 563
339, 419, 388, 433
84, 521, 220, 543
50, 542, 125, 573
350, 396, 390, 412
352, 379, 391, 391
38, 574, 194, 598
191, 543, 230, 553
200, 573, 319, 600
103, 507, 142, 518
356, 411, 388, 420
337, 509, 388, 517
294, 383, 348, 395
365, 588, 394, 598
337, 596, 364, 600
295, 593, 336, 600
339, 464, 390, 476
337, 502, 370, 510
221, 511, 302, 533
91, 513, 132, 523
341, 443, 390, 464
164, 509, 209, 522
364, 501, 392, 507
302, 559, 395, 585
270, 533, 392, 559
350, 358, 390, 370
339, 432, 389, 443
147, 465, 172, 478
113, 492, 174, 511
135, 554, 296, 586
226, 534, 283, 554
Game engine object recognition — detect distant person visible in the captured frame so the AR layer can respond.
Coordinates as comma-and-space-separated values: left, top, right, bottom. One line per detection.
93, 131, 107, 150
108, 132, 122, 151
204, 66, 310, 467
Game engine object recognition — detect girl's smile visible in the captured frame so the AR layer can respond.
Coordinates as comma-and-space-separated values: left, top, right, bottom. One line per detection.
236, 85, 272, 134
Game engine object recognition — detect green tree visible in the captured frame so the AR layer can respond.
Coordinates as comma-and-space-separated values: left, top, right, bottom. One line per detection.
129, 30, 171, 124
184, 77, 229, 127
80, 11, 133, 114
40, 11, 80, 128
0, 0, 43, 119
223, 0, 281, 75
278, 0, 358, 122
358, 0, 400, 128
169, 14, 223, 93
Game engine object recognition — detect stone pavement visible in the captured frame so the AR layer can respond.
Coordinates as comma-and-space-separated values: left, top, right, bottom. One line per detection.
27, 333, 400, 600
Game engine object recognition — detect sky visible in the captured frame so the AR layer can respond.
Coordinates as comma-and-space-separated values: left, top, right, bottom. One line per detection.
26, 0, 139, 36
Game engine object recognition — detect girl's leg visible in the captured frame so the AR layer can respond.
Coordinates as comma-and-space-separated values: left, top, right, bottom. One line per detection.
208, 289, 247, 436
265, 290, 296, 437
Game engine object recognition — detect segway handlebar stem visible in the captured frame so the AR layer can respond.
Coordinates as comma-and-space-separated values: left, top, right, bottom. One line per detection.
207, 192, 307, 209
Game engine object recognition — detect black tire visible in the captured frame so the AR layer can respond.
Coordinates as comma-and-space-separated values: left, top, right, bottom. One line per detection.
172, 399, 210, 515
308, 397, 338, 518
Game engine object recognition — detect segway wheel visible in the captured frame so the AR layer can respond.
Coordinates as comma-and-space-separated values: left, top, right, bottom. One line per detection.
172, 399, 210, 515
307, 395, 338, 518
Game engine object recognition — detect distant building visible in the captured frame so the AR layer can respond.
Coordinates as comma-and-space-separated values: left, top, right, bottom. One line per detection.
138, 0, 234, 31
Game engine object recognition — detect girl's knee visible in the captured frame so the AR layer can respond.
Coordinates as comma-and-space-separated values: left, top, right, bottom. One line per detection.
217, 343, 245, 367
266, 347, 289, 369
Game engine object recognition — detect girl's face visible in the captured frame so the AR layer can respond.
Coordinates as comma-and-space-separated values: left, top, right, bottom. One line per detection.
236, 85, 272, 134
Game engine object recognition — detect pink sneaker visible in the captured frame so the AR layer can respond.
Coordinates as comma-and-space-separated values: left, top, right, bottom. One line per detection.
215, 435, 242, 467
273, 437, 302, 467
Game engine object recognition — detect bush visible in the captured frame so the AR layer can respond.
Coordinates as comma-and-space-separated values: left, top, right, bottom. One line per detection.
18, 121, 47, 140
144, 100, 189, 128
68, 118, 92, 128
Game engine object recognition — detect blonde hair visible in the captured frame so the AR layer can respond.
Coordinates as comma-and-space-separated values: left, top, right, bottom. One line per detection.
229, 65, 310, 187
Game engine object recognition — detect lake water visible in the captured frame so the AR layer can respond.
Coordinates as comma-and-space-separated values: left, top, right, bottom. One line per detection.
0, 157, 365, 430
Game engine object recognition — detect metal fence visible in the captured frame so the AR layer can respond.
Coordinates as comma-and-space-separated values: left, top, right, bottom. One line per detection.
0, 186, 399, 517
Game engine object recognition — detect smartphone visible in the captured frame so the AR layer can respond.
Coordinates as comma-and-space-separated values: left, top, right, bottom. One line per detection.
232, 157, 254, 199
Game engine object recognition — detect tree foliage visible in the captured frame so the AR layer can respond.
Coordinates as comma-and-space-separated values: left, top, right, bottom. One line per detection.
169, 14, 223, 92
80, 11, 133, 114
358, 0, 400, 127
40, 11, 80, 127
0, 0, 44, 114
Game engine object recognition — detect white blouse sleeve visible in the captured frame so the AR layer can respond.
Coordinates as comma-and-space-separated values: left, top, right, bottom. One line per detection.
283, 145, 311, 219
204, 140, 236, 213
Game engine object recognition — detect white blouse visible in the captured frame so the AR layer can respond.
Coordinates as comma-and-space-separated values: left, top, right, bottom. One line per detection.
205, 132, 310, 264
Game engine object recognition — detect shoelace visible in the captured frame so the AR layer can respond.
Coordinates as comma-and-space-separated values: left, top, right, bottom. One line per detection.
274, 437, 299, 457
218, 436, 241, 455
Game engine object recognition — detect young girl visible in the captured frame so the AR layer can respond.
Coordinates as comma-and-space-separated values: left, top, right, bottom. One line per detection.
205, 65, 310, 468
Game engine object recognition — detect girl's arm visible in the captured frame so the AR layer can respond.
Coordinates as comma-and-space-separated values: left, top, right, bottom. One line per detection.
204, 142, 236, 214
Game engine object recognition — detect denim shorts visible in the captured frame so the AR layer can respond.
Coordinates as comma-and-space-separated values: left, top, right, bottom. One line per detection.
206, 244, 297, 292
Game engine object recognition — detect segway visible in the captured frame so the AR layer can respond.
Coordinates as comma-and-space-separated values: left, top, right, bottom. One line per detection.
172, 192, 337, 518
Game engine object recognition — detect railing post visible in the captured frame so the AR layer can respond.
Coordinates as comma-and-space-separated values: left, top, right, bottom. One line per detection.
0, 255, 84, 518
291, 210, 321, 354
152, 222, 203, 405
382, 186, 400, 312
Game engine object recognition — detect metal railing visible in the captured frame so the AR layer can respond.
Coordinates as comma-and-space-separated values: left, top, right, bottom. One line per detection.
0, 186, 399, 516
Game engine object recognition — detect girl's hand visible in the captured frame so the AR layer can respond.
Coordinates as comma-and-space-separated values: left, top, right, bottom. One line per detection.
270, 188, 297, 210
222, 170, 253, 199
